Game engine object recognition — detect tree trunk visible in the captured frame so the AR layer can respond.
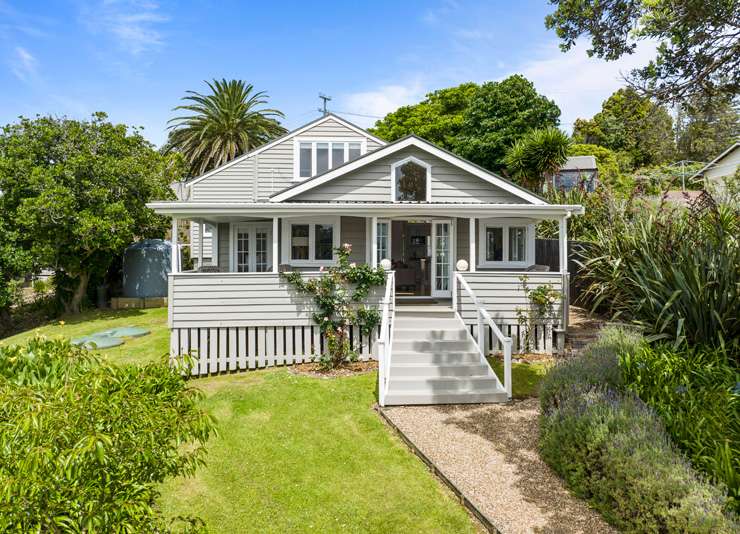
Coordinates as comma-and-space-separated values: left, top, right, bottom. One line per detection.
66, 272, 90, 314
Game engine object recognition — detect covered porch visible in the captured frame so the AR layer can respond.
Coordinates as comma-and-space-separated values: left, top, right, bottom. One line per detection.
150, 202, 581, 375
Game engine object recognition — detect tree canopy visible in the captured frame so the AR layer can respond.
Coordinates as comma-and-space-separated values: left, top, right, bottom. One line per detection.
0, 113, 181, 313
545, 0, 740, 102
573, 88, 675, 169
370, 76, 561, 175
675, 94, 740, 162
166, 79, 287, 176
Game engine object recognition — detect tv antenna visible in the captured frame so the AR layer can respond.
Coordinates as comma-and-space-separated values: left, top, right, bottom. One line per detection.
318, 93, 332, 116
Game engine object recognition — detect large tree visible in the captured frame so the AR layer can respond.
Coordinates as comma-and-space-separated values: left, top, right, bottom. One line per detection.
166, 79, 287, 176
371, 76, 561, 174
675, 94, 740, 162
0, 218, 32, 323
573, 88, 675, 168
0, 113, 180, 313
368, 83, 479, 148
545, 0, 740, 102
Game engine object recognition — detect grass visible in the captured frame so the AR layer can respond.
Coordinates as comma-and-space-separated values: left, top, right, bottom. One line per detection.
489, 357, 550, 399
0, 307, 168, 365
2, 309, 479, 532
160, 370, 477, 533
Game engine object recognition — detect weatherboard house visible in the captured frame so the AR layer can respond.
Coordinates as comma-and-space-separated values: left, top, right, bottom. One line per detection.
148, 114, 583, 405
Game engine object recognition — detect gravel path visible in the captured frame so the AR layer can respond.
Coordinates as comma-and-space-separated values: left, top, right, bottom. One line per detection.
382, 399, 616, 534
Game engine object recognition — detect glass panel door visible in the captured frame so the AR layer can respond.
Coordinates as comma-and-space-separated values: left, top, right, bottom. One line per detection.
236, 230, 250, 272
431, 220, 452, 298
234, 224, 271, 272
376, 220, 390, 265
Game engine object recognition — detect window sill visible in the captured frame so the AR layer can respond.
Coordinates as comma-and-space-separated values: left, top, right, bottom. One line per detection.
477, 261, 529, 269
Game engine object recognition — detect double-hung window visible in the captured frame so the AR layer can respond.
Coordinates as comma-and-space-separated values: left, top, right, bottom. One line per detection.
478, 219, 533, 267
282, 217, 341, 266
295, 140, 365, 179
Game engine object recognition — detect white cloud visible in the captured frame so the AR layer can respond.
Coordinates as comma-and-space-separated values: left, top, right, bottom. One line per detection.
80, 0, 169, 55
10, 46, 37, 81
514, 39, 658, 131
338, 81, 427, 127
421, 0, 460, 26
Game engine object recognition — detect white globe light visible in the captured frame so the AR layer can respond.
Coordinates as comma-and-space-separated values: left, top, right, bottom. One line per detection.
456, 259, 469, 272
379, 258, 392, 270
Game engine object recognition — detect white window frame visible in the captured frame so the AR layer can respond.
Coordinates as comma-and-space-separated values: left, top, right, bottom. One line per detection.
201, 222, 218, 266
229, 222, 273, 272
376, 219, 392, 265
390, 156, 432, 202
281, 216, 341, 267
293, 138, 367, 180
477, 218, 536, 269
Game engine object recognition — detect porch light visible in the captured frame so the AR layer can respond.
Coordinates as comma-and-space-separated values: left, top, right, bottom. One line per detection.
456, 259, 469, 272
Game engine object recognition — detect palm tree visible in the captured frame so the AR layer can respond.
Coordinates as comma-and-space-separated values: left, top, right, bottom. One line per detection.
504, 127, 571, 191
166, 79, 287, 175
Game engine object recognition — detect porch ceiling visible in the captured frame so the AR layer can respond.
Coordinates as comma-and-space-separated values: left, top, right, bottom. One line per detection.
147, 201, 584, 221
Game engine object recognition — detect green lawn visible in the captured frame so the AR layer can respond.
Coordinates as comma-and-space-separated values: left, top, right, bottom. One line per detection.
489, 357, 550, 399
0, 307, 169, 365
160, 370, 477, 533
2, 309, 479, 533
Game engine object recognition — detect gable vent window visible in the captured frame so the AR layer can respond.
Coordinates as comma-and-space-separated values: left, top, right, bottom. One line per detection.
391, 157, 431, 202
296, 140, 365, 179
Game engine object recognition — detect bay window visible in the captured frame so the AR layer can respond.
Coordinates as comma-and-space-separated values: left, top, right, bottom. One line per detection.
295, 139, 365, 179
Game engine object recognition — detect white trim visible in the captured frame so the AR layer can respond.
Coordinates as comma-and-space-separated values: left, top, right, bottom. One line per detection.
185, 114, 387, 188
280, 216, 341, 267
390, 156, 432, 202
431, 219, 453, 298
270, 136, 546, 204
370, 216, 378, 268
477, 218, 536, 269
376, 218, 391, 265
293, 138, 367, 181
468, 217, 476, 272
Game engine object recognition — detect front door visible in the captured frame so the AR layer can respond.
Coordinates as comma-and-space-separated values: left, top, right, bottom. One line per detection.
431, 220, 453, 298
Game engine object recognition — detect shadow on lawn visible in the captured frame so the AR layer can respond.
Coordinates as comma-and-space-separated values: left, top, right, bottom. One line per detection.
58, 308, 151, 326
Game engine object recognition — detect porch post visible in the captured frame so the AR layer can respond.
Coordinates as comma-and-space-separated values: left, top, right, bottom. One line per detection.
171, 217, 179, 273
468, 217, 476, 272
559, 215, 568, 273
198, 220, 204, 268
272, 217, 279, 273
370, 216, 378, 268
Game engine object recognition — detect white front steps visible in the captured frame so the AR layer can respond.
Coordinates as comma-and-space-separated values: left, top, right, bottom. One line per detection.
384, 305, 508, 406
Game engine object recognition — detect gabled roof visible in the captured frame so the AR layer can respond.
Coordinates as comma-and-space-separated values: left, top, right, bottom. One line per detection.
184, 113, 387, 188
689, 143, 740, 180
270, 135, 547, 205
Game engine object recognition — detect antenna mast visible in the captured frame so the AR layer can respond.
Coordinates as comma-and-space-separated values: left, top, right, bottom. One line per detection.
318, 93, 332, 116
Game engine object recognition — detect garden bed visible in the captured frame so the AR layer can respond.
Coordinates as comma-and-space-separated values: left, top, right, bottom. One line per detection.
289, 360, 378, 378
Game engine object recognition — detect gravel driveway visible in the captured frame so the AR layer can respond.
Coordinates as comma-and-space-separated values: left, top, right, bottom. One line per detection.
382, 399, 617, 534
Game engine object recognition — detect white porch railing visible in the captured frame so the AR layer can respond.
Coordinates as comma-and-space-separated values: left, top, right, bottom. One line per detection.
376, 270, 395, 407
453, 272, 513, 399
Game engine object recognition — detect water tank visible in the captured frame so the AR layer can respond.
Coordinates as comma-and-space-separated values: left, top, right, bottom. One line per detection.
122, 239, 171, 298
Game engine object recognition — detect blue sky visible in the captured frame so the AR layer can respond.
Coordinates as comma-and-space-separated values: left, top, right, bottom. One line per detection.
0, 0, 655, 147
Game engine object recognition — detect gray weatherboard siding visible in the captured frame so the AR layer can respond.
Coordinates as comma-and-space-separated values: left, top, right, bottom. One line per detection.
190, 118, 382, 203
291, 147, 526, 204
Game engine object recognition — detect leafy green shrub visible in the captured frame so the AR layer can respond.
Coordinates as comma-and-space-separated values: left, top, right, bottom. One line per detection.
541, 389, 736, 532
0, 337, 214, 532
577, 198, 740, 352
622, 344, 740, 506
540, 328, 738, 532
539, 326, 641, 411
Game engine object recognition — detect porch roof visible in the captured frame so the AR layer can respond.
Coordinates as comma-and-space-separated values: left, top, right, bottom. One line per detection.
147, 201, 584, 221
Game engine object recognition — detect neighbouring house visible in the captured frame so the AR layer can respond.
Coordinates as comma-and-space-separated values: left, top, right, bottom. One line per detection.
549, 155, 598, 192
148, 113, 583, 405
689, 142, 740, 196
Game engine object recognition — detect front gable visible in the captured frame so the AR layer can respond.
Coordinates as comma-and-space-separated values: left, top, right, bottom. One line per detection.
271, 137, 545, 205
187, 114, 385, 202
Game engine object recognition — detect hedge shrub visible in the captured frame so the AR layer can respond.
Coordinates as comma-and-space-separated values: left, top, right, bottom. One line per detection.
0, 337, 214, 532
622, 344, 740, 507
540, 328, 738, 533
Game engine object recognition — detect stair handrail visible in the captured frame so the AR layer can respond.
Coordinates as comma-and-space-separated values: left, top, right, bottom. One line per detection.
453, 272, 513, 399
377, 270, 395, 407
